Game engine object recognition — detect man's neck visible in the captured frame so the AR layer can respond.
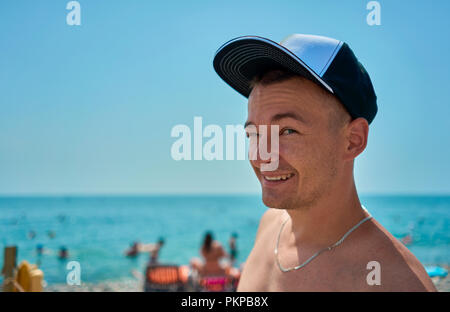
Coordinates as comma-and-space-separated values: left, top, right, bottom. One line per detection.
284, 181, 368, 248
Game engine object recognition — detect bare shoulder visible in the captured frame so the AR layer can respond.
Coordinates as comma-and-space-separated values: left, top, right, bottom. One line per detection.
358, 218, 436, 292
255, 208, 285, 239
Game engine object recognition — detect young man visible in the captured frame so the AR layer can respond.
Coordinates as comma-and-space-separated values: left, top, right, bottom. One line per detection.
213, 34, 436, 291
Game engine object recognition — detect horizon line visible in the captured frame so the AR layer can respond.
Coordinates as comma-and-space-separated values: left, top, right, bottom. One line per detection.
0, 192, 449, 198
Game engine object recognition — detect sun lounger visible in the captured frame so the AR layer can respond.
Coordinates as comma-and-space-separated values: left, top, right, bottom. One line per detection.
143, 264, 186, 292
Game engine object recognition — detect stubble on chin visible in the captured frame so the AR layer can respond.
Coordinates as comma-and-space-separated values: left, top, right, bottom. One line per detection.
261, 174, 333, 212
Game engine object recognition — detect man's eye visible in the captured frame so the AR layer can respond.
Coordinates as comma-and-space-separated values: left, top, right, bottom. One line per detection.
246, 132, 258, 138
281, 129, 296, 136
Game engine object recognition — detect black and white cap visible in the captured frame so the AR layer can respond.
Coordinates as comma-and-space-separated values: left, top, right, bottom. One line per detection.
213, 34, 377, 124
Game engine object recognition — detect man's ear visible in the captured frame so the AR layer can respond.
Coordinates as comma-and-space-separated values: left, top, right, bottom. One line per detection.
344, 117, 369, 161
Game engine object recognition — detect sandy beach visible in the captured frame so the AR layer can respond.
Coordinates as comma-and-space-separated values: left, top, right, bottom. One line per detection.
44, 278, 142, 292
43, 266, 450, 292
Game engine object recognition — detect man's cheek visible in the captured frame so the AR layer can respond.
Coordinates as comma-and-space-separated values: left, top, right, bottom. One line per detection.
280, 142, 304, 162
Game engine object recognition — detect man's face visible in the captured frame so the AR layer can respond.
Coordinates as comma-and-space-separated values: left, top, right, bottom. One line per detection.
246, 77, 348, 210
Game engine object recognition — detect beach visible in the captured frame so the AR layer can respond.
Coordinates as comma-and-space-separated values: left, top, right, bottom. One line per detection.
1, 195, 449, 291
43, 267, 450, 292
44, 278, 142, 292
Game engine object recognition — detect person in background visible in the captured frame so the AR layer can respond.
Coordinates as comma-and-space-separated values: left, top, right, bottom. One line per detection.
124, 237, 165, 262
58, 246, 69, 260
125, 241, 141, 258
190, 231, 228, 277
36, 244, 44, 255
148, 237, 165, 264
228, 232, 238, 266
36, 244, 47, 267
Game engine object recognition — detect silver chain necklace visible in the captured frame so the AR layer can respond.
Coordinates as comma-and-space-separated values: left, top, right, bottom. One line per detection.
274, 211, 372, 273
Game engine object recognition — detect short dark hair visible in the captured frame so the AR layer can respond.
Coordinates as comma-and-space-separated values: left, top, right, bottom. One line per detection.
249, 69, 351, 129
249, 69, 298, 91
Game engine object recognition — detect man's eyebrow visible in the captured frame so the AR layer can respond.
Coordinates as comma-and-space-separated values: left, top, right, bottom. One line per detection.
244, 112, 307, 129
271, 112, 308, 124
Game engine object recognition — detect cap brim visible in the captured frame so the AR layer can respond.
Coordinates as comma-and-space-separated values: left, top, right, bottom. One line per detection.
213, 36, 334, 98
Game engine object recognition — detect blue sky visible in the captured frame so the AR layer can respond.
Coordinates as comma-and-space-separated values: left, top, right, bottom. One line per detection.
0, 0, 449, 195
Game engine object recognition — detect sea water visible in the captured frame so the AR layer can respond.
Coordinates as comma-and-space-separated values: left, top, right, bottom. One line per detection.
0, 195, 449, 285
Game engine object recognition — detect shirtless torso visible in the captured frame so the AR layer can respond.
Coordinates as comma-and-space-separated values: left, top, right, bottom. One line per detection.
238, 208, 436, 292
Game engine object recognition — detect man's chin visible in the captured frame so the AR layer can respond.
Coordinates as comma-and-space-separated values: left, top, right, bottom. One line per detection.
261, 192, 291, 210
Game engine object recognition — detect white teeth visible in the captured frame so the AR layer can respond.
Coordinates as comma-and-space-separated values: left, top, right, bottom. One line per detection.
264, 173, 293, 181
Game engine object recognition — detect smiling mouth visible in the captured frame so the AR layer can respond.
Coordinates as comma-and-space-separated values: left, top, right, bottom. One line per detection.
262, 173, 294, 182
